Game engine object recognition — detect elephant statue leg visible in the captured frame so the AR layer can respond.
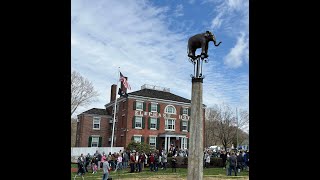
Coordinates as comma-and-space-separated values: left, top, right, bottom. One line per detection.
200, 42, 209, 59
188, 47, 196, 60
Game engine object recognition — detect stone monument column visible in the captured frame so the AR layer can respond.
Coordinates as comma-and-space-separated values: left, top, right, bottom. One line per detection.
187, 31, 221, 180
187, 77, 204, 180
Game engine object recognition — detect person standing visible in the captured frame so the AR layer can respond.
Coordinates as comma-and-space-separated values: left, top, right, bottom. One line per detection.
171, 155, 177, 172
226, 152, 230, 176
229, 152, 237, 176
149, 153, 155, 171
123, 151, 129, 169
129, 152, 135, 173
91, 156, 98, 174
220, 151, 227, 169
162, 152, 167, 170
102, 161, 110, 180
85, 153, 91, 172
138, 152, 145, 172
77, 154, 85, 176
94, 150, 102, 171
205, 153, 211, 168
116, 152, 123, 171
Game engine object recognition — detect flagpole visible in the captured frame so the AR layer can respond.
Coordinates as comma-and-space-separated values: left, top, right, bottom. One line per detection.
236, 107, 238, 150
111, 67, 120, 154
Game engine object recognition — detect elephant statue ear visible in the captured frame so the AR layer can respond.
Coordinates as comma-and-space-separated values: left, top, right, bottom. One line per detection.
205, 31, 212, 37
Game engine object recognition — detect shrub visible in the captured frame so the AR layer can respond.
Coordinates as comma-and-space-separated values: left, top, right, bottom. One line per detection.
210, 157, 224, 167
165, 157, 224, 168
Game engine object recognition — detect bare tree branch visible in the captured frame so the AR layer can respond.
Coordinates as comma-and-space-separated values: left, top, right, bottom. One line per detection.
71, 71, 99, 116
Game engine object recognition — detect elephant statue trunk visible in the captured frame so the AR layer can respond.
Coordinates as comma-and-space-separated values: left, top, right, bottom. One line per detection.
213, 40, 221, 47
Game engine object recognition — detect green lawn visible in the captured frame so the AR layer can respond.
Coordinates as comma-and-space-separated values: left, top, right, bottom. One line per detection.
71, 166, 249, 179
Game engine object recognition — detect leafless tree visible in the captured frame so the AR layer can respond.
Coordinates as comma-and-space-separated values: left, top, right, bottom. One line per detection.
205, 107, 220, 147
205, 104, 249, 151
71, 71, 99, 116
205, 104, 242, 151
237, 109, 249, 132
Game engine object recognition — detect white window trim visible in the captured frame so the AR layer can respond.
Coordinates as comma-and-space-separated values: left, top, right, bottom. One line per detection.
182, 108, 189, 115
150, 117, 157, 130
149, 136, 157, 147
182, 120, 188, 132
150, 103, 158, 112
165, 118, 175, 131
133, 135, 142, 143
165, 105, 176, 114
135, 116, 142, 129
136, 101, 144, 111
91, 137, 99, 147
93, 117, 101, 130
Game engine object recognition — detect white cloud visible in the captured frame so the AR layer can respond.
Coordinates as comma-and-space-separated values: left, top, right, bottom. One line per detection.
71, 0, 248, 117
227, 0, 242, 11
224, 33, 248, 68
174, 4, 184, 17
211, 12, 223, 29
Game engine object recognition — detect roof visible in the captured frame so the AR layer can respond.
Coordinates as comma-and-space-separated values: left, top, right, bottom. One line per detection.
80, 108, 108, 116
128, 88, 191, 103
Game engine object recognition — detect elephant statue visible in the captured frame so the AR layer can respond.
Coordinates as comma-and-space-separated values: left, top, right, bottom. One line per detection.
187, 31, 221, 60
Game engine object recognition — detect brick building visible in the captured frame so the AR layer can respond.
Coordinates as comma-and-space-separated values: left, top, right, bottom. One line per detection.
76, 84, 206, 152
75, 108, 113, 147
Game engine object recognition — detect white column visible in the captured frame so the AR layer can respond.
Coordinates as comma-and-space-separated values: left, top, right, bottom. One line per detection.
180, 137, 183, 149
164, 136, 167, 152
168, 137, 171, 152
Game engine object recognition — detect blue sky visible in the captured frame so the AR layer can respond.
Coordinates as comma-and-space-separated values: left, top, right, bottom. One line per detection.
71, 0, 249, 118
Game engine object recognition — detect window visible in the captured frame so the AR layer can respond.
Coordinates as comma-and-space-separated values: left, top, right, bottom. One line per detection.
149, 136, 156, 148
135, 116, 142, 129
91, 137, 99, 147
150, 118, 157, 129
165, 105, 176, 114
134, 136, 141, 143
151, 103, 157, 112
136, 102, 143, 110
182, 121, 188, 131
93, 117, 101, 130
181, 138, 187, 149
183, 108, 189, 115
165, 119, 175, 130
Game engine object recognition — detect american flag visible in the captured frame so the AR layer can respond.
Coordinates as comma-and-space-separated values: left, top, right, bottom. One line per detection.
119, 72, 131, 90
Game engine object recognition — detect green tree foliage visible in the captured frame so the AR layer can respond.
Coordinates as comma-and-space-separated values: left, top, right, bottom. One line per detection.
126, 141, 152, 153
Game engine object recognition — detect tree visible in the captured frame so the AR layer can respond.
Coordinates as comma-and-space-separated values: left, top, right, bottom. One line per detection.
71, 71, 99, 117
126, 141, 152, 153
205, 108, 220, 147
205, 104, 239, 152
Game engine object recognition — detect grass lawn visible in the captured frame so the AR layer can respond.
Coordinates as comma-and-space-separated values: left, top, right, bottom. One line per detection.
71, 166, 249, 180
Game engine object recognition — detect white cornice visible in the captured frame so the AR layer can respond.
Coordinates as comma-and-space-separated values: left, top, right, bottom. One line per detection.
104, 95, 206, 109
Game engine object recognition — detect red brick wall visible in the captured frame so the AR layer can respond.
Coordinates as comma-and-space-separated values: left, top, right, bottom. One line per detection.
117, 98, 199, 148
77, 97, 205, 149
77, 114, 111, 147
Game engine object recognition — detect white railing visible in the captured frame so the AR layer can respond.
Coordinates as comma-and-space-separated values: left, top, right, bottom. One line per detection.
141, 84, 170, 92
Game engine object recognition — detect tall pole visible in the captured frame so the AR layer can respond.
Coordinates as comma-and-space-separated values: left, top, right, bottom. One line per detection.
188, 57, 204, 180
111, 67, 120, 154
236, 107, 238, 150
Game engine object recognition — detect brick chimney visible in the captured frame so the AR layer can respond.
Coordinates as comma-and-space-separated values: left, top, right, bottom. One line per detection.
110, 84, 117, 102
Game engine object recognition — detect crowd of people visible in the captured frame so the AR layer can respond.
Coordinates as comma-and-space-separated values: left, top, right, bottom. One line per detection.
203, 148, 249, 176
75, 146, 249, 178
